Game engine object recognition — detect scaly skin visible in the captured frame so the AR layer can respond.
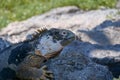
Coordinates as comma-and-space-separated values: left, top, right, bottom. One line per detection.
0, 28, 76, 80
16, 50, 62, 80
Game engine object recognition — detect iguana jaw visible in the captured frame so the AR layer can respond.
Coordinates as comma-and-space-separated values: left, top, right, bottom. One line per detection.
60, 34, 76, 46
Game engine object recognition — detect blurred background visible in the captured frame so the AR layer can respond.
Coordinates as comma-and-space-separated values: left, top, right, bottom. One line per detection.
0, 0, 117, 29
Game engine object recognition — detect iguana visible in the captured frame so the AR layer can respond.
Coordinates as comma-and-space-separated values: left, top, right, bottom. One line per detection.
0, 28, 76, 80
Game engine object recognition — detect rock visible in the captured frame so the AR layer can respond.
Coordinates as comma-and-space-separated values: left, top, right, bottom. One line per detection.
0, 6, 120, 44
59, 41, 120, 78
116, 0, 120, 9
0, 38, 11, 51
77, 20, 120, 45
46, 41, 113, 80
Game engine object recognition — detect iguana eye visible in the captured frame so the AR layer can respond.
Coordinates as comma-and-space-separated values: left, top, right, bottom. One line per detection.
61, 31, 67, 36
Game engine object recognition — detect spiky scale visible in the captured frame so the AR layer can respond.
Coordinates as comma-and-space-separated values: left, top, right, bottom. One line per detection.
31, 28, 48, 40
26, 28, 48, 41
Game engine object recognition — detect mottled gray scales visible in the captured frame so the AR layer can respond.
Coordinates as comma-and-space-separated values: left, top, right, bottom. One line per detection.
8, 42, 34, 65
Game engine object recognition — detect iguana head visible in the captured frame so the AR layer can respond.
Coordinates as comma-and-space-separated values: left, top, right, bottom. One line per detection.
31, 28, 76, 55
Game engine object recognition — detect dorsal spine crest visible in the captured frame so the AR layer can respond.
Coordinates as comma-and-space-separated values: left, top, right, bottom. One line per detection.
32, 27, 47, 39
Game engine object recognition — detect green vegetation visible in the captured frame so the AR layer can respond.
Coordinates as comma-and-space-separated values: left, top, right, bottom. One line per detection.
0, 0, 117, 28
114, 77, 120, 80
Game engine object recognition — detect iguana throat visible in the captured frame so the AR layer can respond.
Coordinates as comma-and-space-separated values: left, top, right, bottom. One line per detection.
36, 35, 63, 55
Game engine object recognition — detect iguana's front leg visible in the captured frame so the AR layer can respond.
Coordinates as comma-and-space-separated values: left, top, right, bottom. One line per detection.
16, 54, 53, 80
40, 65, 53, 80
16, 49, 62, 80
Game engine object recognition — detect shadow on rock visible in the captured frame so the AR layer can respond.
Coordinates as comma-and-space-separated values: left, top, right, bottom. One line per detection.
61, 41, 120, 78
46, 40, 113, 80
77, 20, 120, 45
76, 19, 120, 78
0, 38, 11, 52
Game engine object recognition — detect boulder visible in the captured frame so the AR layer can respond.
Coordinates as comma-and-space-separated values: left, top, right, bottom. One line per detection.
46, 41, 113, 80
0, 6, 120, 44
59, 41, 120, 78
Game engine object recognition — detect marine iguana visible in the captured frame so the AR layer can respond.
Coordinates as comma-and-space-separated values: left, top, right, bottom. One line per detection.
0, 28, 76, 80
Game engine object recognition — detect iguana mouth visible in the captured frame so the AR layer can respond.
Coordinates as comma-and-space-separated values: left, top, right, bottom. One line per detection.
67, 36, 76, 41
67, 33, 76, 41
61, 35, 76, 46
70, 35, 76, 39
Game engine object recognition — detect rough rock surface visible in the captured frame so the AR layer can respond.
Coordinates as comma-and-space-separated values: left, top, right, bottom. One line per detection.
0, 6, 120, 79
46, 41, 113, 80
0, 38, 11, 51
58, 40, 120, 78
0, 6, 120, 45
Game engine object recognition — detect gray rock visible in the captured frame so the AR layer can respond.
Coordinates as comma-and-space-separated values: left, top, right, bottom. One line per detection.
46, 41, 113, 80
77, 20, 120, 45
0, 6, 120, 44
0, 38, 11, 51
57, 40, 120, 78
